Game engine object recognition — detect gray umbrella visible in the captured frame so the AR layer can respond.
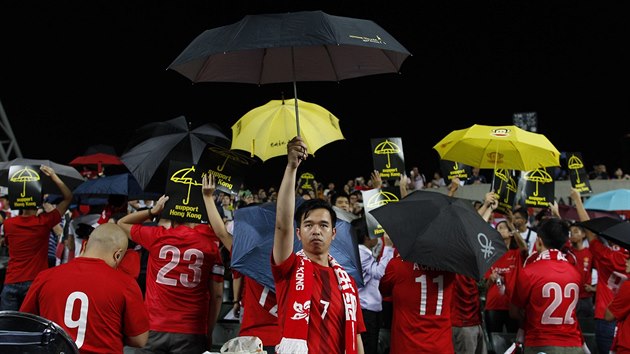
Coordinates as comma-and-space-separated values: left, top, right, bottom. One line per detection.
168, 10, 411, 135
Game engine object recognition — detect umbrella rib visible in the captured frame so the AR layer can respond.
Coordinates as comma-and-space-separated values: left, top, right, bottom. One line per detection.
323, 45, 341, 82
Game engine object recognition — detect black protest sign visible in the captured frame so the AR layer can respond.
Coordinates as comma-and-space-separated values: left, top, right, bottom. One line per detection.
8, 165, 42, 210
198, 146, 253, 196
518, 167, 555, 208
440, 160, 471, 182
563, 152, 592, 194
490, 169, 518, 215
163, 160, 207, 223
371, 137, 405, 181
363, 186, 401, 239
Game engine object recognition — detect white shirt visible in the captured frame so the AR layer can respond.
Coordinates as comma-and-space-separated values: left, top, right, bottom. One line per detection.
358, 244, 394, 312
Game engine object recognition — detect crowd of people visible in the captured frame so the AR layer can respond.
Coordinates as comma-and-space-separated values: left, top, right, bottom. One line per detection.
0, 150, 629, 354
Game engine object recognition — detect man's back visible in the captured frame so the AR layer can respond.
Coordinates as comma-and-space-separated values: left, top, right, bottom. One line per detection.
380, 257, 455, 353
512, 250, 583, 347
20, 257, 148, 354
131, 223, 221, 333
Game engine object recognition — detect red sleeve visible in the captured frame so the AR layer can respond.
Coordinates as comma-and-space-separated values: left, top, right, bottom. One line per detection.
118, 249, 140, 279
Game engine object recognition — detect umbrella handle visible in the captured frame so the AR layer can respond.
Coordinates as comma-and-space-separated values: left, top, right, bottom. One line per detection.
292, 47, 300, 137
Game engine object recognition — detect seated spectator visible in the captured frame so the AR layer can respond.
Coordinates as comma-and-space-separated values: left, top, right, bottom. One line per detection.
465, 167, 488, 185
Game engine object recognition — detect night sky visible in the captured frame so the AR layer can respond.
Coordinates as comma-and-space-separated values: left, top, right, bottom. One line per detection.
1, 1, 628, 190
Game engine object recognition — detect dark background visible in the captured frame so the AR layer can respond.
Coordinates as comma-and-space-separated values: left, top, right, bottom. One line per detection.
1, 1, 628, 191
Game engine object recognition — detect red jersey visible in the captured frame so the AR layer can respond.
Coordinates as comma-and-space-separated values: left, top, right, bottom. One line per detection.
484, 249, 523, 310
379, 258, 455, 353
511, 250, 583, 348
451, 274, 482, 327
608, 279, 630, 353
239, 275, 281, 346
20, 257, 148, 354
589, 239, 628, 318
3, 210, 61, 283
272, 252, 365, 354
118, 248, 141, 279
570, 247, 594, 299
131, 223, 222, 334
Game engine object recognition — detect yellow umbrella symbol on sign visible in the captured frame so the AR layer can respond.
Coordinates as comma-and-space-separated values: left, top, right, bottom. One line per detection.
494, 169, 518, 203
567, 155, 584, 184
10, 167, 40, 197
374, 139, 401, 169
524, 168, 553, 197
206, 146, 252, 172
170, 165, 202, 205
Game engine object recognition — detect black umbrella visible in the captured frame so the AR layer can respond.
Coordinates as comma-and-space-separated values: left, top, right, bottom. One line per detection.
0, 158, 85, 193
72, 173, 159, 201
369, 190, 507, 280
168, 10, 411, 135
578, 217, 630, 250
120, 116, 230, 193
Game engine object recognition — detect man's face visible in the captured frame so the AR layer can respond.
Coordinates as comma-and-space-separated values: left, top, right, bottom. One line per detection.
513, 213, 527, 229
297, 208, 336, 256
335, 197, 351, 212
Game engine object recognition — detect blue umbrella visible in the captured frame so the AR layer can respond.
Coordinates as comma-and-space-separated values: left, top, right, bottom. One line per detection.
231, 198, 363, 291
583, 189, 630, 211
72, 173, 159, 201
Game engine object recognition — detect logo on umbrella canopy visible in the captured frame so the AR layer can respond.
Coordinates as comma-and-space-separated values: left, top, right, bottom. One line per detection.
490, 128, 511, 137
373, 139, 401, 169
10, 167, 40, 197
477, 233, 496, 259
170, 165, 202, 205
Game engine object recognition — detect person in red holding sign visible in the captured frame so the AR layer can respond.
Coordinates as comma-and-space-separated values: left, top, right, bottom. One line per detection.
117, 192, 224, 354
271, 136, 365, 354
0, 165, 73, 311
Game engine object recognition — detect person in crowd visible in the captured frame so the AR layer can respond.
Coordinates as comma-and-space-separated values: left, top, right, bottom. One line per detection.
571, 187, 628, 354
0, 165, 73, 311
613, 167, 630, 180
430, 170, 447, 188
588, 164, 610, 180
604, 256, 630, 353
407, 166, 427, 190
20, 223, 149, 353
380, 253, 455, 353
201, 173, 280, 353
331, 191, 352, 213
513, 207, 538, 255
41, 197, 65, 268
568, 222, 596, 327
465, 167, 487, 185
447, 179, 488, 354
117, 192, 224, 353
484, 216, 528, 337
352, 216, 394, 354
509, 217, 584, 353
272, 136, 365, 354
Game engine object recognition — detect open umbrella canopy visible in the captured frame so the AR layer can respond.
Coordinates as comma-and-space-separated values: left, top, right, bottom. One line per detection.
168, 10, 410, 136
231, 98, 345, 162
72, 173, 159, 201
0, 158, 85, 193
370, 189, 507, 280
578, 217, 630, 250
231, 198, 363, 291
433, 124, 561, 172
583, 189, 630, 211
120, 116, 230, 193
558, 204, 622, 222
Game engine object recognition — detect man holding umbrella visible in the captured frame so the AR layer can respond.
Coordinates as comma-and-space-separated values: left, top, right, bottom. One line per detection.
272, 136, 365, 354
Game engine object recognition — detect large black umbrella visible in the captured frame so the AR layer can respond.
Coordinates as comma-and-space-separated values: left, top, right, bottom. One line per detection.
369, 190, 507, 280
168, 10, 411, 135
120, 116, 230, 193
578, 217, 630, 250
72, 173, 159, 201
0, 158, 85, 193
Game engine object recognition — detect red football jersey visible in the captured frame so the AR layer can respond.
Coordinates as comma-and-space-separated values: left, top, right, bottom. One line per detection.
379, 257, 455, 353
451, 274, 482, 327
272, 253, 365, 354
239, 276, 281, 347
570, 247, 594, 299
131, 223, 221, 334
608, 280, 630, 353
20, 257, 148, 354
511, 251, 583, 347
589, 239, 628, 319
3, 211, 61, 283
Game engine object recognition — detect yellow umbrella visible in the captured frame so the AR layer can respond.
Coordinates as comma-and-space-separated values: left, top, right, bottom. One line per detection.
231, 98, 345, 162
433, 124, 561, 172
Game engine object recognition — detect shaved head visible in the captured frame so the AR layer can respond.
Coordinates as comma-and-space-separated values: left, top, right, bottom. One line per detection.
83, 223, 129, 267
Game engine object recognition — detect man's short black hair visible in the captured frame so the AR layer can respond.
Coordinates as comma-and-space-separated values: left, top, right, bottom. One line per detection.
537, 217, 570, 250
295, 198, 337, 226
